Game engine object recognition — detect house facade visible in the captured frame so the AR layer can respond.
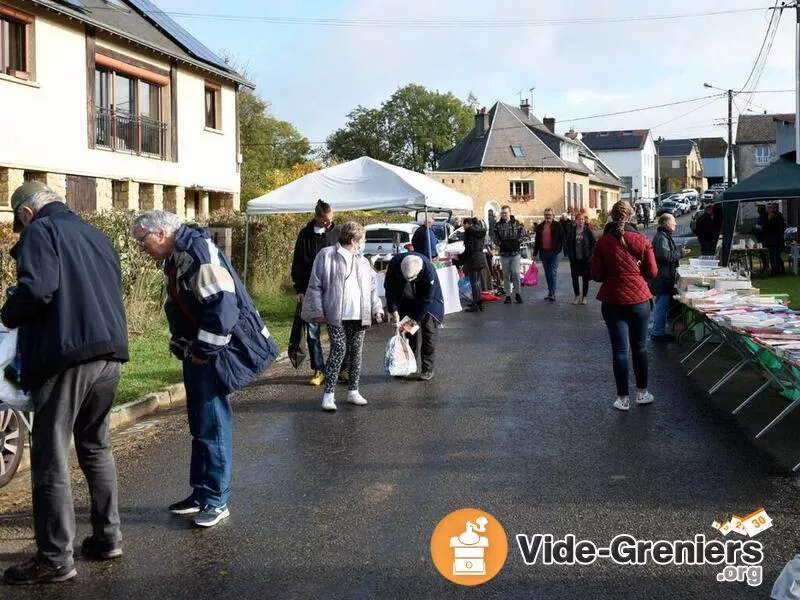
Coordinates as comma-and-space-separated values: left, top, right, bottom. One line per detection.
0, 0, 249, 223
734, 113, 792, 183
427, 101, 621, 226
580, 130, 656, 202
692, 137, 728, 187
655, 139, 704, 192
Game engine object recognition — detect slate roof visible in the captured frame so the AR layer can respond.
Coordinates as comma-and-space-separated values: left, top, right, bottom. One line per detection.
435, 102, 586, 174
580, 130, 649, 151
691, 137, 727, 158
574, 140, 622, 187
655, 138, 696, 158
735, 113, 793, 144
29, 0, 249, 86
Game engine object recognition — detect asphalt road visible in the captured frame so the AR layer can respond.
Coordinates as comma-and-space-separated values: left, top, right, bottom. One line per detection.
1, 259, 799, 600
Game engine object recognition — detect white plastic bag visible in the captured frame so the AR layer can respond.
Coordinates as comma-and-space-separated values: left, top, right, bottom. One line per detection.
772, 555, 800, 599
0, 329, 32, 411
384, 327, 417, 377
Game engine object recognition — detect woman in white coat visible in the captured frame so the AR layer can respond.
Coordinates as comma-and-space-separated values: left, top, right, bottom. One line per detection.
302, 222, 384, 411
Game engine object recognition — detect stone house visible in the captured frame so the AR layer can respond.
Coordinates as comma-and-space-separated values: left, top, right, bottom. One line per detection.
427, 101, 622, 227
655, 139, 704, 193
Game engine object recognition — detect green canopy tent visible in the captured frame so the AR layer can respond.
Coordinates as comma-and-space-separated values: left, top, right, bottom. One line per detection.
717, 153, 800, 266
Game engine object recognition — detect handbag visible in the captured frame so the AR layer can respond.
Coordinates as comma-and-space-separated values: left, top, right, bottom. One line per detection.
287, 302, 307, 370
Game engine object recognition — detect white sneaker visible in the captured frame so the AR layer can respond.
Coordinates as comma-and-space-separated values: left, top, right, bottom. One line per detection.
580, 297, 588, 305
636, 391, 654, 405
321, 392, 337, 412
613, 397, 630, 411
570, 295, 579, 304
347, 390, 368, 406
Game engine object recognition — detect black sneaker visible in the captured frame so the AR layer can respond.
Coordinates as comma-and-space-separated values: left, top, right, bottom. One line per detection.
651, 333, 676, 342
515, 293, 523, 304
419, 371, 434, 381
81, 536, 122, 561
168, 495, 202, 515
3, 557, 77, 585
193, 504, 230, 528
504, 296, 512, 304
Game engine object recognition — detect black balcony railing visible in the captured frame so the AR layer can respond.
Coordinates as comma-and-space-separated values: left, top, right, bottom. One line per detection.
95, 107, 167, 159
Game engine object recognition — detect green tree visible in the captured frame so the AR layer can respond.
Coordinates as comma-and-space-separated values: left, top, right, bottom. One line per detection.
325, 84, 475, 172
239, 91, 311, 203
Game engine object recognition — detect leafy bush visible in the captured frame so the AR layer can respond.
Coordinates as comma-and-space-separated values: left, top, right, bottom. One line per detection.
205, 209, 410, 295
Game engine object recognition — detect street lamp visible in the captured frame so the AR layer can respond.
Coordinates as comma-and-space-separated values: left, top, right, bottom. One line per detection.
704, 83, 734, 185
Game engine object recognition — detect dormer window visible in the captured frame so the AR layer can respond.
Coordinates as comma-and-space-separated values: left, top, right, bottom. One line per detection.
622, 131, 633, 136
598, 132, 608, 137
511, 145, 525, 157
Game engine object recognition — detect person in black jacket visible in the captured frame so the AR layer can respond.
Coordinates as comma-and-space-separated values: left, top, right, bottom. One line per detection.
492, 205, 526, 304
694, 204, 720, 257
763, 203, 786, 275
563, 212, 596, 305
1, 184, 128, 585
459, 218, 487, 312
291, 200, 340, 386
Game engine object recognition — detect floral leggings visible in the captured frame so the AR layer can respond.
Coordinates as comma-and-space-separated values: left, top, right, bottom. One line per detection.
324, 321, 365, 393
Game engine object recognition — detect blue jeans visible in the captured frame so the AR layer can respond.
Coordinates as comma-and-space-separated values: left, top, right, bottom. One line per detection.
183, 359, 233, 507
306, 320, 325, 372
651, 294, 671, 336
540, 250, 560, 295
601, 302, 650, 397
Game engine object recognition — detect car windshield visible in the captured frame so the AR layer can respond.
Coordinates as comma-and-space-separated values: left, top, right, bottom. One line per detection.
365, 229, 411, 244
661, 201, 677, 207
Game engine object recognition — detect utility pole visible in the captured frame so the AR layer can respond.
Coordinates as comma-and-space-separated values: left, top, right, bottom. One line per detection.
727, 88, 734, 184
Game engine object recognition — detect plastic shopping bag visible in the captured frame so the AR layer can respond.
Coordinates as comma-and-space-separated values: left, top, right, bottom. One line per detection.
0, 329, 32, 411
522, 262, 539, 287
457, 276, 472, 300
384, 327, 417, 377
772, 555, 800, 599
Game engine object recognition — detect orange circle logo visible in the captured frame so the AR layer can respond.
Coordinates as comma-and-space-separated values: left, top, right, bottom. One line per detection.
430, 508, 508, 586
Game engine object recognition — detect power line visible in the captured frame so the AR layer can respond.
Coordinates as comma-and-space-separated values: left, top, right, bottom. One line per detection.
562, 93, 725, 123
651, 96, 724, 131
739, 2, 781, 92
740, 3, 784, 113
120, 6, 770, 28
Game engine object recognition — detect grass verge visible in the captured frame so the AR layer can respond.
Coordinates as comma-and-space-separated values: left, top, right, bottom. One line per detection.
114, 292, 296, 405
751, 275, 800, 310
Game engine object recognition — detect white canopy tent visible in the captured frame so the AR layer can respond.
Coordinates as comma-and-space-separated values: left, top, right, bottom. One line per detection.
242, 156, 473, 280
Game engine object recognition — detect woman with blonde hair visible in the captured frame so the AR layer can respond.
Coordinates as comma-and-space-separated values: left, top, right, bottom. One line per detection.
302, 222, 384, 411
591, 201, 658, 411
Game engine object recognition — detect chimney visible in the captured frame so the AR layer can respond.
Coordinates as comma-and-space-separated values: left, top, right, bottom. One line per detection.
474, 107, 489, 136
543, 117, 556, 134
520, 99, 530, 118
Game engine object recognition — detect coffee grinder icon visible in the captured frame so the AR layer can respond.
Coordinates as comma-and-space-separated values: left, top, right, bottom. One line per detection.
450, 516, 489, 576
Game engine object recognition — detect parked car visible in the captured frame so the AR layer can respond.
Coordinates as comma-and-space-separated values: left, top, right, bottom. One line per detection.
681, 188, 699, 200
701, 190, 716, 202
668, 194, 690, 213
785, 226, 798, 245
656, 200, 682, 217
363, 223, 419, 257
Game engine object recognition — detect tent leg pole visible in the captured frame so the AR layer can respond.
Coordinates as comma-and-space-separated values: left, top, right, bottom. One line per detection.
425, 206, 432, 258
244, 214, 250, 288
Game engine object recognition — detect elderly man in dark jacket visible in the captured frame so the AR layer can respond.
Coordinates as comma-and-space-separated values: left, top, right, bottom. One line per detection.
291, 199, 339, 386
650, 214, 687, 342
132, 210, 279, 529
492, 205, 527, 304
384, 252, 444, 381
2, 184, 128, 585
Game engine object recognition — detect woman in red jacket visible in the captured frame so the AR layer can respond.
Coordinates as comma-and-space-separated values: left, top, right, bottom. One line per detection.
591, 201, 658, 411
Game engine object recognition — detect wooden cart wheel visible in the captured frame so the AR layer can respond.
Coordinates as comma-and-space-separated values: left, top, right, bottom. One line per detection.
0, 408, 23, 488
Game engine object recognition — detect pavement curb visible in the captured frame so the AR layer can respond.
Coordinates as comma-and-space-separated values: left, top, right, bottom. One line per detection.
13, 351, 290, 478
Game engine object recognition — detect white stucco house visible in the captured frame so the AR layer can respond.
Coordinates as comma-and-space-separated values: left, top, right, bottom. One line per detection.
579, 129, 657, 202
0, 0, 250, 222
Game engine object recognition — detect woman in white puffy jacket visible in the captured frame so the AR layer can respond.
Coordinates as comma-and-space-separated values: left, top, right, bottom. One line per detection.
301, 221, 384, 412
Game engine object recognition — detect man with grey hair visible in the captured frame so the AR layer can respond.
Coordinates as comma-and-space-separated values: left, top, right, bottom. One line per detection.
132, 210, 279, 527
2, 184, 128, 585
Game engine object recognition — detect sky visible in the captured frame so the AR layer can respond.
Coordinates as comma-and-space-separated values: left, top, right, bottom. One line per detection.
155, 0, 797, 148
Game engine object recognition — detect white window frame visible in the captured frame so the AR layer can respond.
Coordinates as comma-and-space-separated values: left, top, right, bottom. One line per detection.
671, 159, 680, 169
754, 146, 770, 166
509, 179, 533, 198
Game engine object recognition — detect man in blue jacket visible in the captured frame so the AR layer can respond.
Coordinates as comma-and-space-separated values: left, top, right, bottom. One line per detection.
132, 210, 279, 528
2, 184, 128, 585
384, 253, 444, 380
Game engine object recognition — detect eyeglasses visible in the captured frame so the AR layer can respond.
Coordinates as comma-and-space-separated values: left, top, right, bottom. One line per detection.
135, 231, 154, 247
